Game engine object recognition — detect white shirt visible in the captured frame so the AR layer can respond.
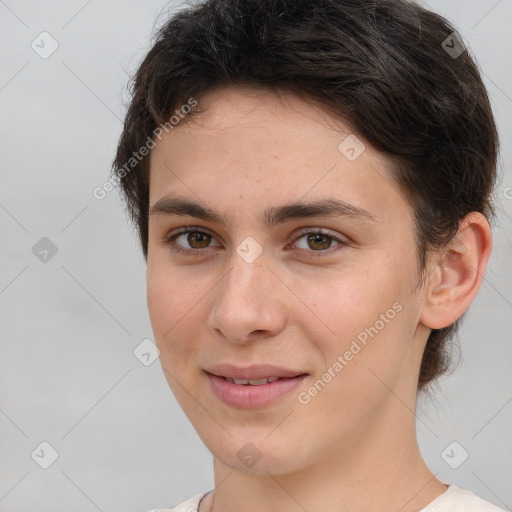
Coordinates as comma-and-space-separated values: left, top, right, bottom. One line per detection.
147, 483, 508, 512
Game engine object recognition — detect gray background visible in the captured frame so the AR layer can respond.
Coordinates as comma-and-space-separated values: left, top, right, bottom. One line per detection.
0, 0, 511, 511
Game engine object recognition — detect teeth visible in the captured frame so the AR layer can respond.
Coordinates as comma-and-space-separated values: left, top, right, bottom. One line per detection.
228, 377, 280, 385
248, 378, 270, 385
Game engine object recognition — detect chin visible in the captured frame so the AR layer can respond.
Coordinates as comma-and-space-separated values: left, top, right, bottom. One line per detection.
202, 429, 312, 476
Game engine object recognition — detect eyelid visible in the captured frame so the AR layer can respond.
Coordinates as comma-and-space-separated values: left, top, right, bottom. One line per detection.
162, 225, 348, 256
289, 226, 348, 245
286, 227, 348, 255
162, 226, 221, 247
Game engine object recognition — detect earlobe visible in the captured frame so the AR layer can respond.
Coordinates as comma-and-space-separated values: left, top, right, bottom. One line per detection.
419, 212, 492, 330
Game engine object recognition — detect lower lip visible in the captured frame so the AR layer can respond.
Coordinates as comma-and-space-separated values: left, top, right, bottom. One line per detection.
206, 373, 308, 409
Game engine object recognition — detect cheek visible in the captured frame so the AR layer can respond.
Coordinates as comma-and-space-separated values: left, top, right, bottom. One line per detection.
304, 271, 393, 331
303, 252, 417, 364
146, 262, 197, 349
147, 264, 170, 337
296, 280, 414, 426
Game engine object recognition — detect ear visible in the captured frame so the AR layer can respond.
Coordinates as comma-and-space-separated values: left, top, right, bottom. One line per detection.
419, 212, 493, 330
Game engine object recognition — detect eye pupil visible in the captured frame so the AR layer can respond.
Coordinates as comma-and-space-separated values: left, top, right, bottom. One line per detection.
188, 232, 210, 248
307, 233, 331, 250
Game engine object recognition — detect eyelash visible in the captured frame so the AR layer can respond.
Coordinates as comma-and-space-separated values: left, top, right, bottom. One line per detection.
162, 226, 348, 258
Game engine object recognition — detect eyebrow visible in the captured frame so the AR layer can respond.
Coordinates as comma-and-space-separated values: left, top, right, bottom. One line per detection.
149, 195, 377, 229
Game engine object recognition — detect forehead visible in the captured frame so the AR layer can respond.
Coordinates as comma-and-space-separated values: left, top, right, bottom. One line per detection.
148, 86, 410, 229
183, 85, 346, 131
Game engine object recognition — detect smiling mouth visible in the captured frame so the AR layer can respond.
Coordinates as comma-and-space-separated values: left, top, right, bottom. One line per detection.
222, 376, 283, 385
205, 371, 309, 408
206, 372, 308, 386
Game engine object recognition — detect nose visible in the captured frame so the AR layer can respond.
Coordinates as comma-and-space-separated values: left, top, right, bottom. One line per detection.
207, 250, 288, 344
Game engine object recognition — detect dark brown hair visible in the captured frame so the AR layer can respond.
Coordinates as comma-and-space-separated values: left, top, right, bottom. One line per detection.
112, 0, 499, 393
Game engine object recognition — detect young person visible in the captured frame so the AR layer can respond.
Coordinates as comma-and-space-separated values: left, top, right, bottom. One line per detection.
111, 0, 505, 510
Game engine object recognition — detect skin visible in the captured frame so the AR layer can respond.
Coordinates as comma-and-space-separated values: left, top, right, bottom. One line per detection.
146, 86, 492, 512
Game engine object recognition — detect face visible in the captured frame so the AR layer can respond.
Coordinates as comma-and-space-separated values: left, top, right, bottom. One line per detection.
147, 86, 430, 475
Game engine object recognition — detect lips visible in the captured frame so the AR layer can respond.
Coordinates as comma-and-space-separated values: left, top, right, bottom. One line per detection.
204, 363, 308, 409
205, 363, 306, 380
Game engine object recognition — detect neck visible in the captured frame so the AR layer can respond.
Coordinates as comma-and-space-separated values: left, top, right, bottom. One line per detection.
200, 398, 447, 512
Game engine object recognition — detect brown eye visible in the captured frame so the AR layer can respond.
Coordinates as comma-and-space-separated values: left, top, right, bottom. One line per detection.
187, 232, 211, 248
291, 228, 348, 257
163, 227, 222, 255
306, 233, 333, 250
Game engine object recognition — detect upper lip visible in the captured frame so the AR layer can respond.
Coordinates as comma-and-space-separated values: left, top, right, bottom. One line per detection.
205, 363, 307, 380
